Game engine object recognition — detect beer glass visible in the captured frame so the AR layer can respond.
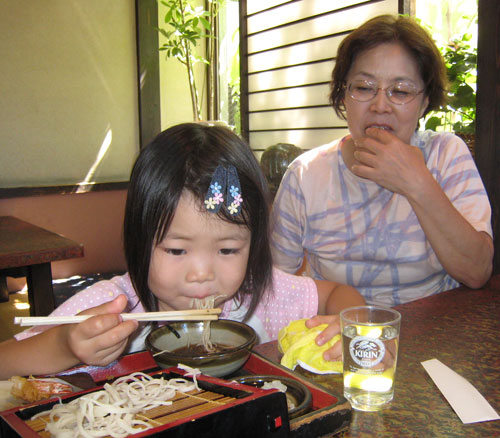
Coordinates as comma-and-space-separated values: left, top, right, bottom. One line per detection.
340, 306, 401, 411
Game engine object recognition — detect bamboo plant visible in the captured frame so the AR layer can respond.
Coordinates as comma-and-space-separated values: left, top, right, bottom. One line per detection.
157, 0, 222, 121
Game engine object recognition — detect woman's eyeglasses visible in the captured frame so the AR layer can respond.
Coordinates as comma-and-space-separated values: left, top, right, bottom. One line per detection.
346, 80, 424, 105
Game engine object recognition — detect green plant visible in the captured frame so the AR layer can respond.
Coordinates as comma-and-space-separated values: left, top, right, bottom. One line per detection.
425, 33, 477, 134
157, 0, 222, 121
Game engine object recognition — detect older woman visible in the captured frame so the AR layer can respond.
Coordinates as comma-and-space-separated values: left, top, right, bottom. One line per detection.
270, 14, 493, 306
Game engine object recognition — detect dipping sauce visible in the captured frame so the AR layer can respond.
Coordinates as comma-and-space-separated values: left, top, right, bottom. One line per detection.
173, 343, 234, 355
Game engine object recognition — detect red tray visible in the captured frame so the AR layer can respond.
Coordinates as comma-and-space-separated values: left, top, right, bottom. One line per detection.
0, 350, 351, 437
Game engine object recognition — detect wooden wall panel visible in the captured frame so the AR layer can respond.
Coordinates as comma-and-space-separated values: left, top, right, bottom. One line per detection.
240, 0, 399, 153
249, 84, 330, 111
476, 0, 500, 274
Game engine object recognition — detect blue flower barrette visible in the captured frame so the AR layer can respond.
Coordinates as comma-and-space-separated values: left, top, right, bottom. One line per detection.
204, 165, 243, 216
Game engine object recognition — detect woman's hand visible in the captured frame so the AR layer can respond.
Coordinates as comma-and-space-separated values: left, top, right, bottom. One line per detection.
63, 295, 139, 367
351, 127, 427, 197
306, 315, 342, 362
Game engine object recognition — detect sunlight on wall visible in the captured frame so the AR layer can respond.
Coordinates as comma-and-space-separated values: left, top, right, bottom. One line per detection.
252, 43, 311, 94
0, 1, 139, 188
78, 127, 113, 191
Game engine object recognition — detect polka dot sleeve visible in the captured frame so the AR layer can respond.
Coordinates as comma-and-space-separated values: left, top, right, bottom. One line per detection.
254, 268, 318, 340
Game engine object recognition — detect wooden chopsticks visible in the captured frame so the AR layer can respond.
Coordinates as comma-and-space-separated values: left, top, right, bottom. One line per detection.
14, 308, 221, 326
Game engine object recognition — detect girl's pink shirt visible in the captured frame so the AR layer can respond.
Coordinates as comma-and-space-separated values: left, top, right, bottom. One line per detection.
15, 269, 318, 345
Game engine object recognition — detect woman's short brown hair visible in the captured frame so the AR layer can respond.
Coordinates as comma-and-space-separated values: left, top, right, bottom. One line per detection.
329, 14, 448, 120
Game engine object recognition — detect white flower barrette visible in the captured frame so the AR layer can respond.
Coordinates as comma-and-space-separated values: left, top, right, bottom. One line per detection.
204, 165, 243, 216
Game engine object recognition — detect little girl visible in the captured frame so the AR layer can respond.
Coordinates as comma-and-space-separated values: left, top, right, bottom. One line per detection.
0, 123, 364, 379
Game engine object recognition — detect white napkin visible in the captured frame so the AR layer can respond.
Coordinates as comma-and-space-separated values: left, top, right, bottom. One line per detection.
421, 358, 500, 424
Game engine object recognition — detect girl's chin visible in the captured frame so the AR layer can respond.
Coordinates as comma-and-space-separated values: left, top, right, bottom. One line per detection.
156, 301, 180, 312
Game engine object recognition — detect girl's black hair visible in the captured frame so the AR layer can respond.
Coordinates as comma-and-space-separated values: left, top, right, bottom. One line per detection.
123, 122, 273, 321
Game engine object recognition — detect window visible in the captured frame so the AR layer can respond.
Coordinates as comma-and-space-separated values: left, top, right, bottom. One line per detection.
416, 0, 478, 139
217, 0, 241, 133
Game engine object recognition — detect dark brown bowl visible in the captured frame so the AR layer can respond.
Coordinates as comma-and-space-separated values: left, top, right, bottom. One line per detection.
145, 320, 257, 377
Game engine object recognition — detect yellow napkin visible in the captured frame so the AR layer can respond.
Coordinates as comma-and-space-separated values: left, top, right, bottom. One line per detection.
278, 319, 342, 374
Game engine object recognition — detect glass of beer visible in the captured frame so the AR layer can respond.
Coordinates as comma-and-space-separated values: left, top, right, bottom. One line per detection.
340, 306, 401, 411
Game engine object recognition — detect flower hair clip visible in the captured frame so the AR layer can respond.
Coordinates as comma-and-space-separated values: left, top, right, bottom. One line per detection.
204, 165, 243, 216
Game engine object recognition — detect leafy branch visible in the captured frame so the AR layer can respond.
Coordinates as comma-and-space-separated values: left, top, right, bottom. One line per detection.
425, 33, 477, 134
158, 0, 220, 121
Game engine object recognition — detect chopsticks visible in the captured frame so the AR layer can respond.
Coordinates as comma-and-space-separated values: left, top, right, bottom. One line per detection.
14, 308, 222, 326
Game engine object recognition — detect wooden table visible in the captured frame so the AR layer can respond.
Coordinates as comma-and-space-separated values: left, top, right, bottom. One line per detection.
254, 276, 500, 437
0, 216, 84, 316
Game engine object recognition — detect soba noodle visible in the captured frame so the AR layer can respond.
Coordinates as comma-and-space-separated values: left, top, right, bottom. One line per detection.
191, 295, 225, 353
32, 371, 199, 438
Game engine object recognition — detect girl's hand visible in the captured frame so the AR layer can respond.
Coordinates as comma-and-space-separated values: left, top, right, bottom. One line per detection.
306, 315, 342, 362
351, 127, 427, 197
63, 295, 139, 367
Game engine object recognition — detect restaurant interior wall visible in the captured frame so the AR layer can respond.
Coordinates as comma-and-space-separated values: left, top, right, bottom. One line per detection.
0, 1, 137, 287
0, 1, 140, 190
0, 191, 128, 291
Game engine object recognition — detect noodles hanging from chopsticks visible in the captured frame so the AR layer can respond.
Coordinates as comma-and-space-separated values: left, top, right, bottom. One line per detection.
191, 295, 225, 353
